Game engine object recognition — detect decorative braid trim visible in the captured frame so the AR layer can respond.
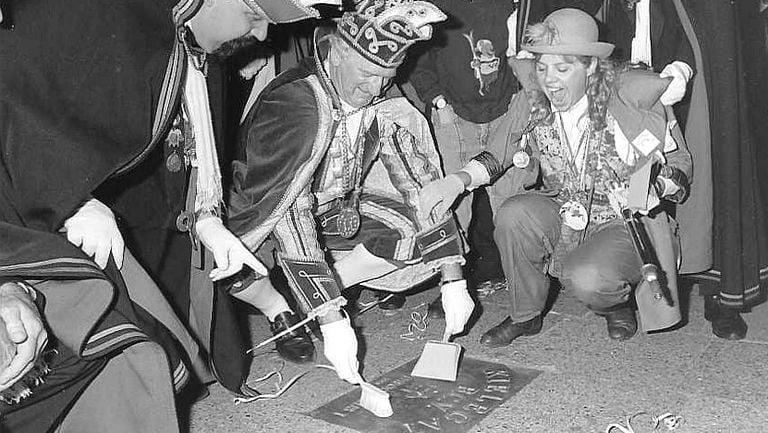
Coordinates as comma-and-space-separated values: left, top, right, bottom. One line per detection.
472, 151, 504, 182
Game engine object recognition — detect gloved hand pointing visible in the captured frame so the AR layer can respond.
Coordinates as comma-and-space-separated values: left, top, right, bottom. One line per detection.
194, 216, 268, 281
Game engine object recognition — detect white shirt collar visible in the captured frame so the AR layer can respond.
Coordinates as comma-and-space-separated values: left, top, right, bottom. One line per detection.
556, 95, 589, 155
557, 94, 589, 120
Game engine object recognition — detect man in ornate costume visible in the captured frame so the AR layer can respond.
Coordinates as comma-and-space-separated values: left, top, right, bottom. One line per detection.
0, 0, 330, 431
420, 8, 693, 347
228, 0, 475, 383
98, 0, 343, 375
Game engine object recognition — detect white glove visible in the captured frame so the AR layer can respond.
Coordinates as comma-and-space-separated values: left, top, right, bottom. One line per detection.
419, 174, 465, 219
440, 280, 474, 340
319, 317, 361, 384
0, 283, 48, 391
194, 216, 268, 281
63, 198, 124, 269
659, 61, 693, 106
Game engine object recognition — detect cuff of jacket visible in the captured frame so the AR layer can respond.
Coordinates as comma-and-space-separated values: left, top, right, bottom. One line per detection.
471, 151, 503, 183
278, 254, 344, 315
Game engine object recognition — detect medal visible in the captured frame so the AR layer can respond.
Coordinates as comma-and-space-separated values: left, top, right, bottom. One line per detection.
559, 200, 588, 231
337, 187, 362, 239
165, 128, 184, 172
337, 205, 361, 239
166, 152, 183, 172
513, 150, 530, 168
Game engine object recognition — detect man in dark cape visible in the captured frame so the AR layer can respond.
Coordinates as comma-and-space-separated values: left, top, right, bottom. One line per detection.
681, 0, 768, 339
0, 1, 197, 431
0, 0, 332, 430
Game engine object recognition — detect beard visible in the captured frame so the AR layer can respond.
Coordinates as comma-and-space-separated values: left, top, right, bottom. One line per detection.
211, 34, 260, 58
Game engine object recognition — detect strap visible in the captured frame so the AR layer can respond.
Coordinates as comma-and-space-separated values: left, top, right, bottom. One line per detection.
416, 217, 463, 265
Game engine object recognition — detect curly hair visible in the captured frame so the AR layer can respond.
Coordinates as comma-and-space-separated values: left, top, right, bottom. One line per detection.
526, 55, 628, 131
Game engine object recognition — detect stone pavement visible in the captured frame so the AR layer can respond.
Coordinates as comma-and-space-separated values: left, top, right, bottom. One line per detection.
189, 284, 768, 433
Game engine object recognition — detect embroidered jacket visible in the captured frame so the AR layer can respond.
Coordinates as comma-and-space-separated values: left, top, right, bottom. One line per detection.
466, 70, 692, 212
230, 47, 448, 316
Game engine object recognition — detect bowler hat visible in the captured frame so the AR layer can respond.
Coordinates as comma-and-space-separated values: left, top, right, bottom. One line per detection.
521, 8, 614, 59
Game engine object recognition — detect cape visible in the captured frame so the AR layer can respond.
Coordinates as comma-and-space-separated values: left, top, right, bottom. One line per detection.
681, 0, 768, 309
0, 0, 201, 423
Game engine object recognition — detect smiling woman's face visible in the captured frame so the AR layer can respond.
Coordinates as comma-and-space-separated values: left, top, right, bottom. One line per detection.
535, 54, 592, 111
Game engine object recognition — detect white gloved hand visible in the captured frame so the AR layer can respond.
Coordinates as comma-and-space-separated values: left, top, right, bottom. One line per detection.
440, 280, 474, 340
319, 317, 361, 384
63, 198, 124, 269
659, 61, 693, 106
419, 174, 465, 219
0, 283, 48, 391
194, 216, 268, 281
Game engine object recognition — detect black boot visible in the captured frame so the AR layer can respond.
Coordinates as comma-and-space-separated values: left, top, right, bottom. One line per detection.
704, 295, 747, 340
601, 306, 637, 341
479, 316, 542, 348
269, 312, 315, 364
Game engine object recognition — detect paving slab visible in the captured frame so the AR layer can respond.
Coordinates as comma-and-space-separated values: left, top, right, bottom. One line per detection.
188, 284, 768, 433
674, 395, 767, 433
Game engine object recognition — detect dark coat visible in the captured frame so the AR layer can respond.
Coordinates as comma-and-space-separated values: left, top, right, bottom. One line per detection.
0, 1, 208, 428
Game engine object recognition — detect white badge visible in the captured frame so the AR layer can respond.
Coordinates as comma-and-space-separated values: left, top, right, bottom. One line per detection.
559, 200, 589, 231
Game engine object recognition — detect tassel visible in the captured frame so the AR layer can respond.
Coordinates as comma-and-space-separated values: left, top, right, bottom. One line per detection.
184, 58, 223, 212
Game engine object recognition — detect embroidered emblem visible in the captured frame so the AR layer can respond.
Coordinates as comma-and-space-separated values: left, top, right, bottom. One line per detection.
463, 30, 500, 96
632, 129, 661, 156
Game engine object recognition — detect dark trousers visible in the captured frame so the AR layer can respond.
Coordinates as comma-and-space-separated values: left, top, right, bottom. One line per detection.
494, 193, 640, 322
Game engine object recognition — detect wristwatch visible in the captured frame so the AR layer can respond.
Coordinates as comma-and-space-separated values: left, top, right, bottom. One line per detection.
433, 96, 448, 110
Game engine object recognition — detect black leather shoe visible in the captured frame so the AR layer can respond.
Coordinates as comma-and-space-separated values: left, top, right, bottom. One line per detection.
480, 316, 542, 348
603, 307, 637, 341
270, 312, 315, 364
377, 291, 406, 311
427, 295, 444, 319
705, 295, 747, 340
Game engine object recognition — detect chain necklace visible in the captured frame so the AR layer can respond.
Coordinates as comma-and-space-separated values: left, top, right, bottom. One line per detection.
333, 104, 368, 192
556, 112, 591, 191
333, 103, 372, 239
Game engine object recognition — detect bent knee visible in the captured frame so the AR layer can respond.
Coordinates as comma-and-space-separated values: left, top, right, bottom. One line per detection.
561, 261, 602, 300
494, 195, 545, 230
561, 261, 631, 310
